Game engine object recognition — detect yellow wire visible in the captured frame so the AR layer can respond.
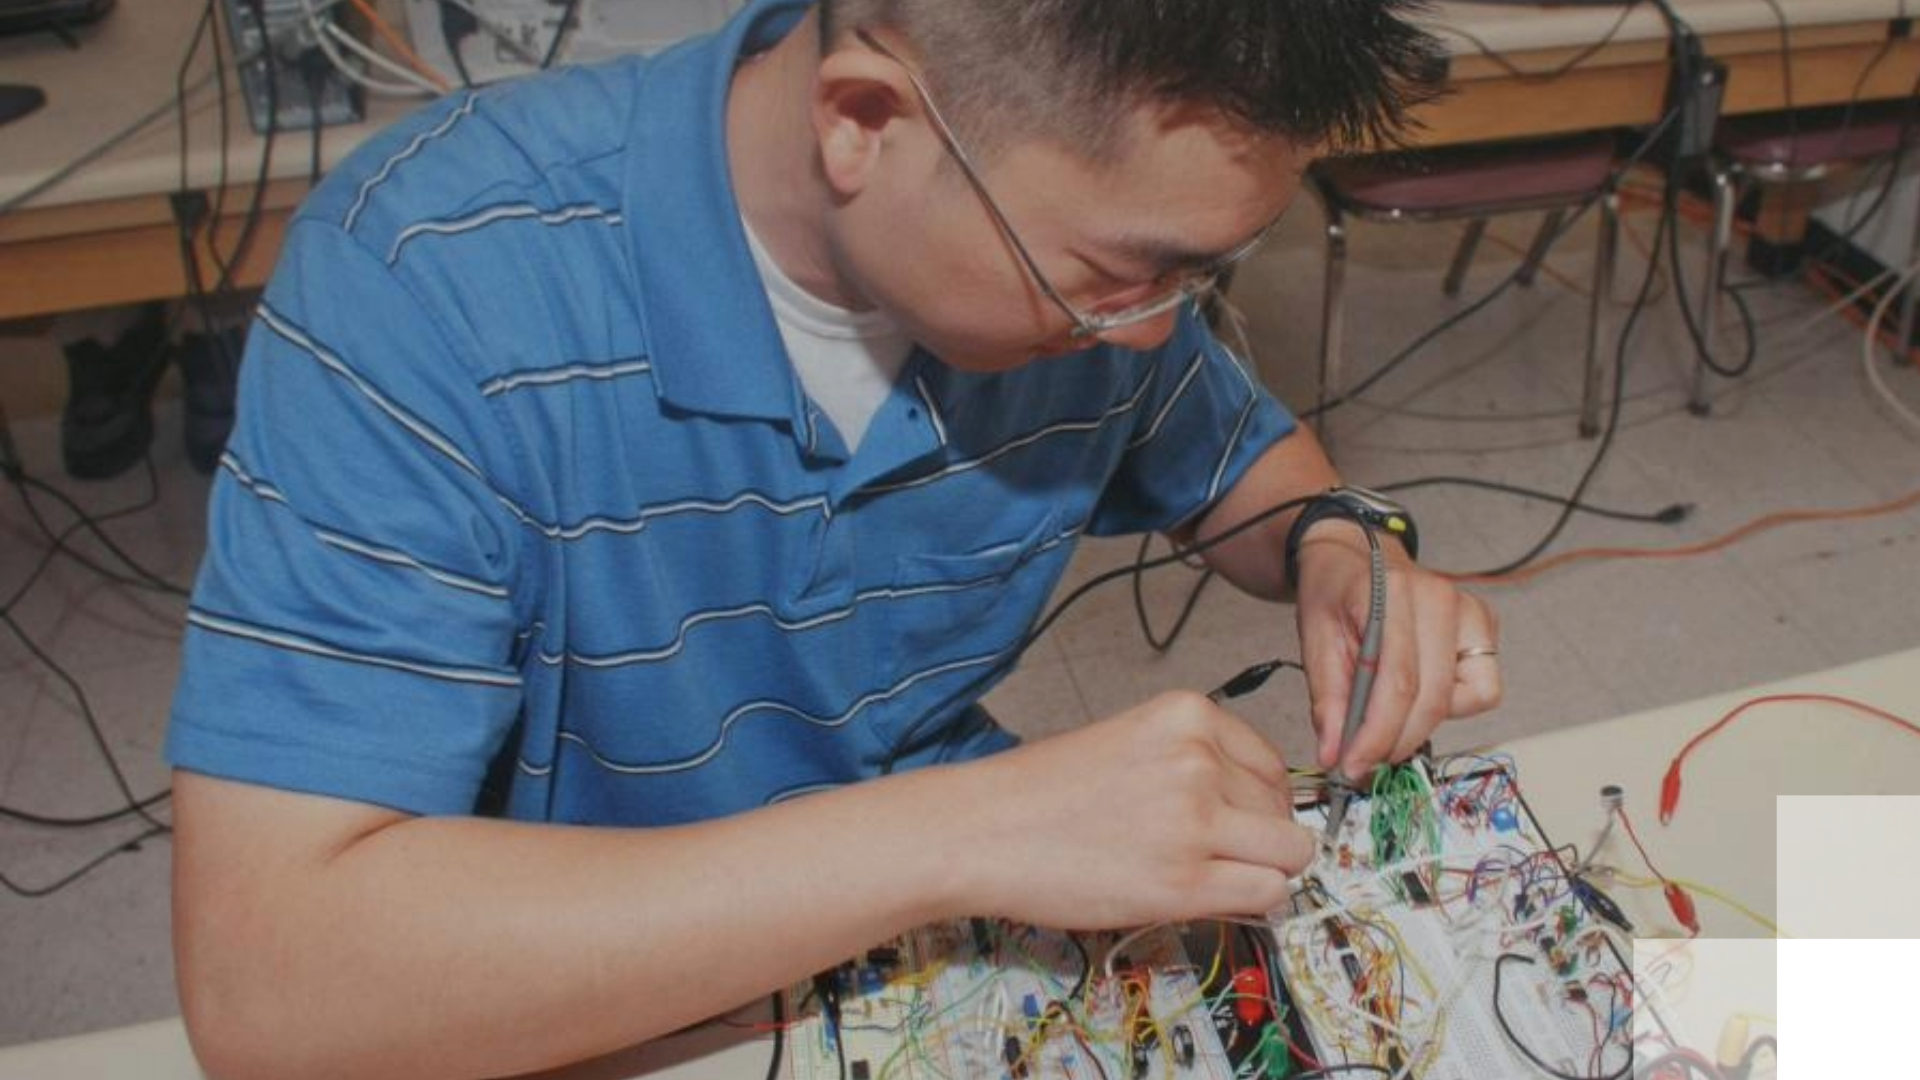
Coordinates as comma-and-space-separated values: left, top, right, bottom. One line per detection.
1608, 871, 1792, 938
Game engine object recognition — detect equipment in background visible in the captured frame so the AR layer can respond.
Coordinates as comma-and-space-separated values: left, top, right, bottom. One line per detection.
401, 0, 744, 87
218, 0, 362, 134
0, 0, 114, 128
0, 0, 112, 37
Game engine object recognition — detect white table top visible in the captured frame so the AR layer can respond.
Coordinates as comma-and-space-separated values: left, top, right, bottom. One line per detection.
1, 0, 1911, 213
2, 644, 1912, 1079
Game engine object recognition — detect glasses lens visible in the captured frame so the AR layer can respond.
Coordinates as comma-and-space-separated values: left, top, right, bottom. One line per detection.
1079, 276, 1215, 335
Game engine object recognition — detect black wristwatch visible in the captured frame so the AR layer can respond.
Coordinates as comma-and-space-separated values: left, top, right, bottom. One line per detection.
1284, 486, 1419, 591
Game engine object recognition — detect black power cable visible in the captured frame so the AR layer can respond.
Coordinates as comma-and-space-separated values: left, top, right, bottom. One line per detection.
0, 452, 187, 893
762, 991, 784, 1080
1492, 954, 1633, 1080
880, 492, 1320, 771
540, 0, 582, 69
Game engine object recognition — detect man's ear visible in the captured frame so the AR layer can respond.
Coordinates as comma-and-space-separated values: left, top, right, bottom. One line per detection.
812, 46, 916, 198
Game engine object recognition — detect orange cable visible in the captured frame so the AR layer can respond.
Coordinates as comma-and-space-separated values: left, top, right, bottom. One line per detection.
1446, 484, 1920, 587
343, 0, 452, 92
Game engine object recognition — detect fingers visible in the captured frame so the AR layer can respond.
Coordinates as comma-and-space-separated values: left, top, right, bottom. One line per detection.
1211, 805, 1319, 874
1383, 574, 1460, 764
1450, 592, 1503, 717
1153, 695, 1295, 822
1298, 602, 1356, 770
1298, 557, 1501, 779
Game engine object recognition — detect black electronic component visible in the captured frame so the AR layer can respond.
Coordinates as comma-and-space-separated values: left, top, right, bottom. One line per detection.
849, 1060, 871, 1080
1571, 873, 1635, 933
970, 917, 995, 959
1323, 919, 1366, 988
1172, 1023, 1197, 1069
1401, 870, 1434, 906
1003, 1034, 1028, 1078
0, 0, 114, 37
216, 0, 361, 134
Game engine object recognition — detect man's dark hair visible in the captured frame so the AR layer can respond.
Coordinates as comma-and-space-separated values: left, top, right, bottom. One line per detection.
820, 0, 1448, 160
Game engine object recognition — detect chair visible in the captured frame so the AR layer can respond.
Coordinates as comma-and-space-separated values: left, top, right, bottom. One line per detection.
1309, 131, 1621, 441
1696, 101, 1918, 411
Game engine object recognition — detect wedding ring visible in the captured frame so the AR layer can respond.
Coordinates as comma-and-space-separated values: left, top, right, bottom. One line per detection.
1455, 645, 1500, 661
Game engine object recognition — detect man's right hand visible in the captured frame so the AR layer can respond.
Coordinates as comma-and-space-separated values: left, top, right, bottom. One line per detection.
946, 690, 1316, 930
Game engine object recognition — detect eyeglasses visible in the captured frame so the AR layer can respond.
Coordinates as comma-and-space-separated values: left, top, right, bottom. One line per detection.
855, 29, 1273, 341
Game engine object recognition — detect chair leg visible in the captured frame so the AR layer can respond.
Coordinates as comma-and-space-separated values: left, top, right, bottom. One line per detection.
1516, 209, 1567, 288
1443, 218, 1488, 297
1690, 164, 1738, 416
1316, 204, 1349, 448
1581, 191, 1619, 438
1895, 180, 1920, 364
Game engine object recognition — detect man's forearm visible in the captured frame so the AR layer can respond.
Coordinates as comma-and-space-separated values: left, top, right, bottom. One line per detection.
173, 769, 984, 1080
1181, 427, 1341, 601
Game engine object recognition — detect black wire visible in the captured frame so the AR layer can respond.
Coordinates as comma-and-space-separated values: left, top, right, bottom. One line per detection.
1628, 0, 1761, 382
1208, 659, 1304, 703
0, 791, 173, 830
1492, 955, 1633, 1080
1439, 0, 1643, 83
0, 825, 169, 899
763, 991, 784, 1080
0, 613, 173, 835
1130, 467, 1693, 656
880, 493, 1320, 771
1377, 476, 1691, 525
209, 0, 278, 300
11, 471, 190, 598
834, 1013, 849, 1080
1130, 532, 1215, 652
1737, 1034, 1777, 1075
1459, 107, 1685, 579
1301, 199, 1599, 421
450, 39, 476, 88
307, 62, 325, 189
1064, 931, 1092, 1002
540, 0, 581, 69
0, 457, 180, 858
175, 0, 215, 193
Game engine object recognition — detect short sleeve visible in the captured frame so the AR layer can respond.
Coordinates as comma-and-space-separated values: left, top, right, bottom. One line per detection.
1087, 310, 1297, 536
166, 219, 531, 816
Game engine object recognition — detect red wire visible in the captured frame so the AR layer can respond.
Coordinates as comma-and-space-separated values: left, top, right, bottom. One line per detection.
1660, 693, 1920, 824
1616, 805, 1668, 881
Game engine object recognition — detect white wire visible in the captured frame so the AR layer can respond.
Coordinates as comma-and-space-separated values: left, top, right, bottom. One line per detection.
326, 22, 444, 95
297, 0, 439, 97
1861, 256, 1920, 432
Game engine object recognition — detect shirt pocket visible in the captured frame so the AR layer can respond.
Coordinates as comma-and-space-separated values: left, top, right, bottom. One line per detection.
875, 507, 1072, 730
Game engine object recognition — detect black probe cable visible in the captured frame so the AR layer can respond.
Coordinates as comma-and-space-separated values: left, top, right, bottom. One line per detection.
880, 492, 1320, 771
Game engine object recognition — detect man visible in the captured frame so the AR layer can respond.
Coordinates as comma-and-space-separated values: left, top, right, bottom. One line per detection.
168, 2, 1499, 1077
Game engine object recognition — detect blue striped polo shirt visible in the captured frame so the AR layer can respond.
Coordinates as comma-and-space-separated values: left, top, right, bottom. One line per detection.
165, 0, 1297, 825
